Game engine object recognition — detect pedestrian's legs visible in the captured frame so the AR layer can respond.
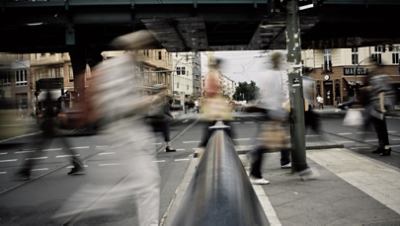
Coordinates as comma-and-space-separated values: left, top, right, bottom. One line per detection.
250, 146, 265, 179
162, 121, 176, 152
57, 135, 84, 174
199, 121, 216, 148
280, 148, 291, 166
18, 133, 50, 178
372, 116, 390, 151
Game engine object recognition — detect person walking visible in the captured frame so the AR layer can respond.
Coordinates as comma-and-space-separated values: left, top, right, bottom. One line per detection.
17, 90, 85, 180
249, 52, 290, 185
198, 58, 234, 149
147, 85, 177, 152
363, 58, 396, 156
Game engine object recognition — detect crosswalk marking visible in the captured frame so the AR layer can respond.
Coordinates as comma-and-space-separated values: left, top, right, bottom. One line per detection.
338, 132, 352, 136
71, 146, 89, 150
25, 156, 48, 160
174, 158, 190, 162
31, 168, 49, 172
153, 160, 166, 163
183, 141, 200, 144
98, 152, 115, 156
44, 148, 62, 152
0, 171, 7, 175
15, 150, 34, 154
56, 154, 80, 158
0, 159, 17, 163
98, 163, 121, 167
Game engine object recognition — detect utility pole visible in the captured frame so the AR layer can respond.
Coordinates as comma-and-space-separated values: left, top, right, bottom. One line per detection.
286, 0, 308, 172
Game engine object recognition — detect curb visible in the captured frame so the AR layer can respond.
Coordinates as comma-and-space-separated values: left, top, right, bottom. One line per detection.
235, 143, 344, 155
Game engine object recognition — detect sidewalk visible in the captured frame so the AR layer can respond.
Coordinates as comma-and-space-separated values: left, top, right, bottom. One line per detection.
243, 148, 400, 225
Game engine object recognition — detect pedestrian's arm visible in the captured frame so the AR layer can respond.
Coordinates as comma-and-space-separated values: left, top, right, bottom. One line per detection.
379, 92, 386, 113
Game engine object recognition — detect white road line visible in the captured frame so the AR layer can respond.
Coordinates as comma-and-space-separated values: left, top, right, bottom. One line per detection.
43, 148, 62, 152
95, 145, 109, 149
0, 159, 18, 163
98, 163, 121, 167
14, 150, 35, 154
0, 131, 40, 144
182, 119, 189, 123
0, 171, 6, 175
252, 184, 282, 226
339, 141, 355, 144
31, 168, 49, 172
365, 139, 378, 142
391, 138, 400, 141
233, 138, 252, 141
56, 154, 80, 158
153, 160, 166, 163
67, 165, 88, 169
0, 152, 8, 155
244, 121, 255, 124
183, 141, 200, 144
25, 156, 48, 160
176, 149, 185, 151
71, 146, 90, 150
174, 159, 190, 162
338, 132, 353, 136
389, 130, 397, 133
98, 152, 115, 156
153, 142, 163, 145
390, 144, 400, 148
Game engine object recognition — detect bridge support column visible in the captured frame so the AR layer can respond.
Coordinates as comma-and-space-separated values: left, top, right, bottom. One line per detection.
286, 0, 308, 172
69, 47, 103, 102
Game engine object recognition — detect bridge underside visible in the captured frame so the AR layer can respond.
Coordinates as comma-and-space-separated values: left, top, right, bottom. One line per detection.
1, 2, 400, 53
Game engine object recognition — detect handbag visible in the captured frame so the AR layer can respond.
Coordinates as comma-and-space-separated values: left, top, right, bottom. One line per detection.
343, 109, 363, 126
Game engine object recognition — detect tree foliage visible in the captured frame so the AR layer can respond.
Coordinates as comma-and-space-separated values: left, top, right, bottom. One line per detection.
233, 81, 259, 102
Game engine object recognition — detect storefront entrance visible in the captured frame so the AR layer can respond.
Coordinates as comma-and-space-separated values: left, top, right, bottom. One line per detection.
324, 81, 333, 106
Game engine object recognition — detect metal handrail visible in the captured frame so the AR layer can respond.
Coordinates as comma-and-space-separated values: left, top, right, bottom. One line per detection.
169, 122, 269, 226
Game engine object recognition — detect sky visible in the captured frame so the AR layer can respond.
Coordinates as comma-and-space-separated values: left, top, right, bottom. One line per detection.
200, 50, 285, 84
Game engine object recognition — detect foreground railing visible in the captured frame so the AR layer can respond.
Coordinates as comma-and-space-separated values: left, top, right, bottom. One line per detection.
169, 122, 269, 226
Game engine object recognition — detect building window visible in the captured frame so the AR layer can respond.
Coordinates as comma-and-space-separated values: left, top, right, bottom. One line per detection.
323, 49, 332, 72
181, 67, 186, 75
158, 51, 162, 60
393, 53, 399, 64
176, 67, 181, 75
187, 85, 189, 90
15, 70, 28, 86
1, 72, 12, 86
69, 65, 74, 82
351, 48, 358, 65
373, 45, 383, 65
372, 53, 382, 65
177, 82, 179, 89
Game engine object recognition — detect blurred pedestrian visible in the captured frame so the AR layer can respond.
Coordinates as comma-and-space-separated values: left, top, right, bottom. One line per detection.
303, 76, 321, 135
198, 57, 234, 149
317, 94, 324, 109
249, 52, 290, 185
147, 85, 177, 152
17, 90, 84, 180
54, 30, 163, 226
363, 57, 396, 156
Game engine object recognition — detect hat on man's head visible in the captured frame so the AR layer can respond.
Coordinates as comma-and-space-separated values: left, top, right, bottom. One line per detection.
111, 30, 158, 50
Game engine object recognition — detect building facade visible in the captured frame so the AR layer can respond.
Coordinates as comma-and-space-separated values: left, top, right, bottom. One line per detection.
302, 45, 400, 106
0, 53, 31, 113
103, 50, 173, 95
172, 52, 202, 105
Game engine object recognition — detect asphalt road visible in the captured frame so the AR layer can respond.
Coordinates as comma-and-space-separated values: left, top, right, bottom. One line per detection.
0, 115, 399, 225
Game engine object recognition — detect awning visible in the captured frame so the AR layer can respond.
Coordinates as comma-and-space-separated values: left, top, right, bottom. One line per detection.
343, 77, 365, 86
37, 90, 62, 101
